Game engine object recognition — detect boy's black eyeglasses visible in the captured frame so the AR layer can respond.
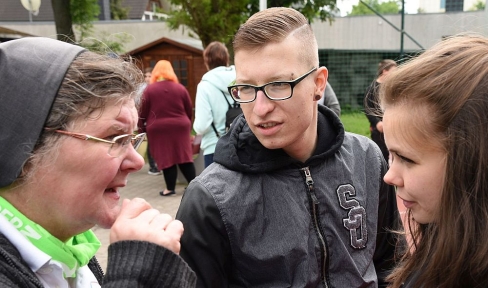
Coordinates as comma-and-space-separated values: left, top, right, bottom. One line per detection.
227, 67, 318, 103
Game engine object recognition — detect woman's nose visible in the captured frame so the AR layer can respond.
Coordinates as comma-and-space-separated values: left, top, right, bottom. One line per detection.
121, 146, 145, 173
383, 166, 402, 187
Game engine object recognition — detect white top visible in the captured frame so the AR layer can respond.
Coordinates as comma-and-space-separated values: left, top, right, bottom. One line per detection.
0, 211, 101, 288
193, 65, 236, 154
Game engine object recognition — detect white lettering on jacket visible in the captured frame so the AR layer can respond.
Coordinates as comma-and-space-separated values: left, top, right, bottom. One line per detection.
337, 184, 367, 249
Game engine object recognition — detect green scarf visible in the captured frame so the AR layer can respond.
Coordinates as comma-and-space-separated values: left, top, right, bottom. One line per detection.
0, 196, 101, 277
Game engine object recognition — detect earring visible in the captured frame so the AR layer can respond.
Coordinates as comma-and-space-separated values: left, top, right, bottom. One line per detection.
314, 95, 321, 100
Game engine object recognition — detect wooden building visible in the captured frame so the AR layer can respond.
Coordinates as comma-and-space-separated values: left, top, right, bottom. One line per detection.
127, 37, 206, 118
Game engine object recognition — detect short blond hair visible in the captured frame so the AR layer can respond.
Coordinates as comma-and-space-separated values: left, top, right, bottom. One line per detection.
233, 7, 318, 68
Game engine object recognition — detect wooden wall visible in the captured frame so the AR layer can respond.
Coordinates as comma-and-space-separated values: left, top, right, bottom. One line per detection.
130, 40, 206, 120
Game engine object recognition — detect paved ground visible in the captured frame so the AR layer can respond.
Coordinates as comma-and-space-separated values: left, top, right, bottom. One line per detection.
92, 163, 188, 271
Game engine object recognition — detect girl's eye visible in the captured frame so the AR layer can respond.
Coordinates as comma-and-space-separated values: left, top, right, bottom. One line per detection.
396, 152, 415, 164
390, 152, 415, 165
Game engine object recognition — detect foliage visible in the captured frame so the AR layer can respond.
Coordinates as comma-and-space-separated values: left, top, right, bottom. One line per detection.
349, 0, 400, 16
247, 0, 339, 24
469, 0, 486, 11
165, 0, 339, 49
77, 32, 132, 54
165, 0, 248, 48
70, 0, 100, 39
110, 0, 130, 20
51, 0, 129, 52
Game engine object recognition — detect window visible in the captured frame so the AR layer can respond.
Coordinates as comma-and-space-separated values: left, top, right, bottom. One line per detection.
172, 59, 188, 87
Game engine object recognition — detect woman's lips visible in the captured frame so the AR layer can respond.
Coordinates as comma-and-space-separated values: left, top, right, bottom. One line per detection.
402, 199, 416, 209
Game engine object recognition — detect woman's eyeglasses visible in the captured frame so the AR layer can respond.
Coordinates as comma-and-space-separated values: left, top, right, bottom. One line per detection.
48, 129, 146, 157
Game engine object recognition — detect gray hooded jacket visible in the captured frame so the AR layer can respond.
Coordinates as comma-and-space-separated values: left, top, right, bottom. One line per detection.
176, 105, 399, 287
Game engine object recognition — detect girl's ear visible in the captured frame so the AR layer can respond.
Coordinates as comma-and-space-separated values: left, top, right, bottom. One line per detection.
314, 67, 328, 97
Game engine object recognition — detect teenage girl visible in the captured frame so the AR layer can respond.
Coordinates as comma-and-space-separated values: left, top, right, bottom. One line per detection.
380, 34, 488, 288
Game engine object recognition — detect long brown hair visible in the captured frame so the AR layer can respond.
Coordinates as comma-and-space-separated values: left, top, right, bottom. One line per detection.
381, 34, 488, 287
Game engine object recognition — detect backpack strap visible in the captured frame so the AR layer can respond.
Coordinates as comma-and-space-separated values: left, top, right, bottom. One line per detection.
220, 89, 232, 109
201, 81, 234, 138
210, 90, 230, 138
211, 122, 220, 138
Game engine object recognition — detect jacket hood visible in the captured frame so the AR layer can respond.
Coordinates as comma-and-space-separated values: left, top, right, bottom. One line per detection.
214, 105, 345, 173
201, 65, 236, 92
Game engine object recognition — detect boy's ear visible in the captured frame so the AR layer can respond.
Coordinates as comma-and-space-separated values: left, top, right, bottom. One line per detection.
314, 67, 328, 97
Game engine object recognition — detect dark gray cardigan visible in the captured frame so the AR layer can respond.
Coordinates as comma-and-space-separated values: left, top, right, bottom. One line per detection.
0, 233, 196, 287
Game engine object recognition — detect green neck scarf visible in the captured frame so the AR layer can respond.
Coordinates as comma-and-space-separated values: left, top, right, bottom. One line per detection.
0, 196, 101, 277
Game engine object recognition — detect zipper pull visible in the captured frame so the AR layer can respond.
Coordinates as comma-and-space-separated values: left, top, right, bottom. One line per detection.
302, 167, 319, 204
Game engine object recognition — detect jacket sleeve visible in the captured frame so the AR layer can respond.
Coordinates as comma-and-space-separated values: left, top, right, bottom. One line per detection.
102, 240, 196, 288
176, 180, 233, 288
322, 81, 341, 117
373, 159, 404, 288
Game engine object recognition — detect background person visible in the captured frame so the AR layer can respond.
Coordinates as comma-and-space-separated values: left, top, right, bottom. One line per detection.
0, 37, 195, 287
141, 67, 161, 176
177, 7, 400, 288
193, 41, 236, 167
380, 34, 488, 288
318, 81, 341, 116
138, 60, 196, 196
364, 59, 397, 161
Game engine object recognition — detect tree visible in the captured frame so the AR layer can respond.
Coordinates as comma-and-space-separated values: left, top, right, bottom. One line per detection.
51, 0, 99, 43
111, 0, 130, 20
469, 0, 485, 11
165, 0, 339, 49
51, 0, 75, 43
70, 0, 100, 39
349, 0, 400, 16
51, 0, 129, 53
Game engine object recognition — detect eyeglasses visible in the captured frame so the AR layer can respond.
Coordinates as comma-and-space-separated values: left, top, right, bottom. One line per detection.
50, 129, 146, 157
228, 67, 318, 103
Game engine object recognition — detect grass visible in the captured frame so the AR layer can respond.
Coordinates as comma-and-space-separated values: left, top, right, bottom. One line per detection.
340, 111, 371, 138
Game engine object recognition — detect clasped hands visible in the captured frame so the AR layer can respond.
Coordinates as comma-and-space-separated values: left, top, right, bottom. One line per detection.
110, 198, 183, 254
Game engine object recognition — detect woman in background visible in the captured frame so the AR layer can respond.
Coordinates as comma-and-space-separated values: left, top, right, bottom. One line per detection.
193, 41, 236, 167
364, 59, 397, 161
141, 66, 160, 175
139, 60, 196, 196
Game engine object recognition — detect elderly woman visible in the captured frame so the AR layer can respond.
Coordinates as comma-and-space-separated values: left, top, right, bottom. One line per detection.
0, 37, 196, 287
